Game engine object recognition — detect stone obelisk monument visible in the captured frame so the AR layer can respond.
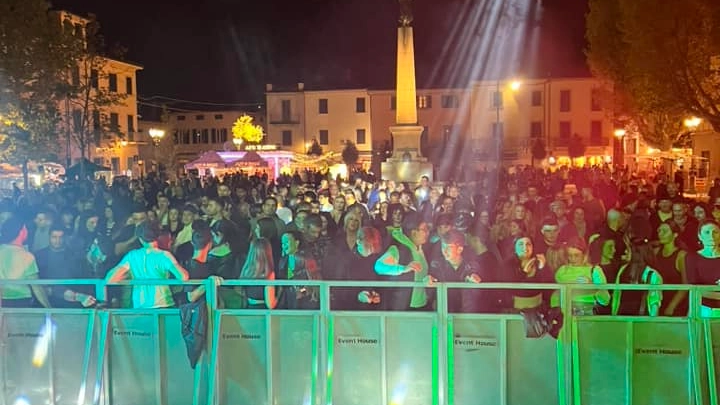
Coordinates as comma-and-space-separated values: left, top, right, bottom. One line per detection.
381, 0, 434, 182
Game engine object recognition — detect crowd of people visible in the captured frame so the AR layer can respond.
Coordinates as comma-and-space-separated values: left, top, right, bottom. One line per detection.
1, 165, 720, 317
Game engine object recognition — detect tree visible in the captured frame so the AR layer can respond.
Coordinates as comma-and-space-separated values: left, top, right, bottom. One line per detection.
586, 0, 720, 140
307, 139, 323, 156
232, 114, 264, 144
62, 15, 129, 163
568, 134, 586, 165
530, 138, 547, 167
0, 0, 76, 187
341, 141, 359, 172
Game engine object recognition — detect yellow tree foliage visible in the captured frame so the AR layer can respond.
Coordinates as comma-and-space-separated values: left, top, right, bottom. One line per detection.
232, 114, 264, 144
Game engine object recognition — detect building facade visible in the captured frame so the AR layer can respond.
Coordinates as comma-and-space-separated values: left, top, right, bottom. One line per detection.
55, 11, 143, 176
166, 109, 266, 166
265, 84, 373, 162
265, 77, 616, 176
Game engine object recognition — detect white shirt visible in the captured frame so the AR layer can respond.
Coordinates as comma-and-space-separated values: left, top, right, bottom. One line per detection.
109, 247, 186, 309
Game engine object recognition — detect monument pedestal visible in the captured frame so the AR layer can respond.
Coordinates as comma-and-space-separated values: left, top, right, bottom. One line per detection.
381, 124, 434, 182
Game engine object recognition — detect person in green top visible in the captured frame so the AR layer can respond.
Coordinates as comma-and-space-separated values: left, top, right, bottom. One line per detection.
551, 237, 610, 315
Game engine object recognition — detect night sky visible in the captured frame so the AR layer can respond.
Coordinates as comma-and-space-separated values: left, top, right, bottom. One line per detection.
50, 0, 588, 105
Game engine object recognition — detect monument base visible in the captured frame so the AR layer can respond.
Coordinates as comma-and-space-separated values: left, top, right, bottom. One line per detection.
381, 160, 434, 183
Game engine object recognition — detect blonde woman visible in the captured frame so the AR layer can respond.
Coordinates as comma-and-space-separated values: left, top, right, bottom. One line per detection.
551, 237, 610, 315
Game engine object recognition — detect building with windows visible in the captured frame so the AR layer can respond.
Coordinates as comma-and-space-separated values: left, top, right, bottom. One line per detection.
265, 77, 616, 176
167, 109, 266, 166
469, 77, 615, 167
265, 84, 373, 163
55, 11, 143, 175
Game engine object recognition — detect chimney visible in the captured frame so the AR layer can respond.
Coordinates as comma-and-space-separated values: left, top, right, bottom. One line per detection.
265, 83, 273, 92
298, 82, 305, 91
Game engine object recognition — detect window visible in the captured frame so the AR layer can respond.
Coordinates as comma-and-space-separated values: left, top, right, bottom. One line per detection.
195, 115, 205, 120
390, 96, 396, 110
418, 95, 432, 109
72, 110, 82, 133
127, 115, 135, 141
219, 129, 228, 143
531, 90, 543, 107
93, 158, 103, 166
90, 69, 98, 89
111, 157, 120, 173
109, 113, 119, 131
182, 130, 190, 144
211, 128, 217, 143
492, 122, 504, 138
530, 121, 543, 138
108, 74, 117, 92
92, 110, 100, 131
201, 129, 209, 143
318, 99, 328, 114
590, 120, 603, 145
319, 130, 329, 145
281, 100, 291, 121
559, 121, 571, 140
176, 115, 186, 121
591, 89, 602, 111
560, 90, 571, 112
356, 129, 366, 144
282, 130, 292, 146
71, 67, 80, 87
126, 77, 133, 95
127, 157, 134, 171
491, 91, 503, 109
173, 130, 179, 144
191, 129, 198, 144
356, 97, 366, 113
441, 95, 459, 108
214, 114, 223, 120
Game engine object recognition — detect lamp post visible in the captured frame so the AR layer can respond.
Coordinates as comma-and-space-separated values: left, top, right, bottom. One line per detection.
148, 128, 165, 176
614, 128, 626, 170
684, 116, 702, 195
494, 79, 521, 181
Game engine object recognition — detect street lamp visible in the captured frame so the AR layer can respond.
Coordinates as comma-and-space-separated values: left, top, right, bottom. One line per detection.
233, 137, 244, 150
684, 116, 702, 195
614, 128, 626, 169
494, 79, 521, 173
148, 128, 165, 147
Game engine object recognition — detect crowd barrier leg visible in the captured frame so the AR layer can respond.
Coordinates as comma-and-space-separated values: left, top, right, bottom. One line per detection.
75, 310, 96, 405
93, 311, 110, 405
704, 319, 718, 405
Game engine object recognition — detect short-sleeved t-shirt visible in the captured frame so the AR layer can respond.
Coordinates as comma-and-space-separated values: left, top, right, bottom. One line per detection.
0, 244, 39, 299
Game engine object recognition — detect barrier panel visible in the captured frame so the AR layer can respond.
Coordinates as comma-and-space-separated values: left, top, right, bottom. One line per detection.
209, 280, 320, 405
0, 310, 98, 405
107, 310, 204, 405
329, 312, 437, 405
570, 284, 697, 405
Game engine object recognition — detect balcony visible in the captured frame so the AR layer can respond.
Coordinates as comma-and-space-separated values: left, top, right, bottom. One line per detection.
268, 114, 301, 125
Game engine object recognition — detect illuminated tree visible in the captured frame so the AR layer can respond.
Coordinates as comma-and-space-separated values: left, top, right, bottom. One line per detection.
587, 0, 720, 141
232, 114, 264, 144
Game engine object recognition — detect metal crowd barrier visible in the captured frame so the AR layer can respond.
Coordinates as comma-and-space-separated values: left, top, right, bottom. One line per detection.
0, 280, 717, 405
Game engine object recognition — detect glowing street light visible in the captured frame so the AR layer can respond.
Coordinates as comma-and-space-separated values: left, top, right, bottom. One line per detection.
614, 128, 626, 137
684, 116, 702, 129
233, 137, 244, 149
148, 128, 165, 147
509, 80, 522, 91
614, 128, 627, 169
